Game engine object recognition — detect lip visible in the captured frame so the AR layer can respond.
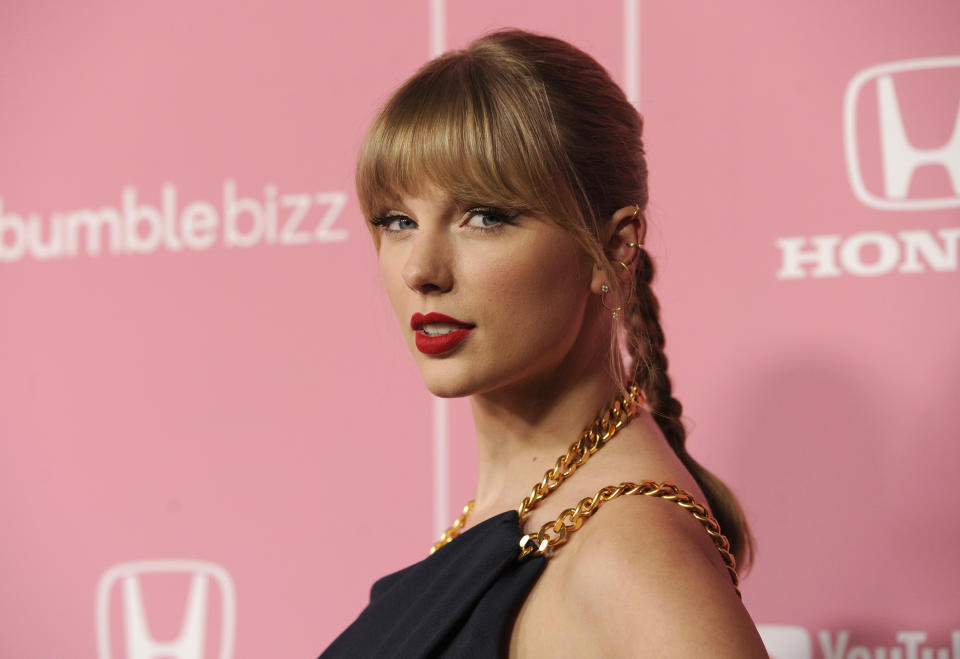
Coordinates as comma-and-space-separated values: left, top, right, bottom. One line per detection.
410, 312, 475, 330
410, 312, 475, 355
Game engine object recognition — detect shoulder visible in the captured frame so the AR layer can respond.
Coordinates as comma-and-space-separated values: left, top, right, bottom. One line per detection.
556, 492, 768, 659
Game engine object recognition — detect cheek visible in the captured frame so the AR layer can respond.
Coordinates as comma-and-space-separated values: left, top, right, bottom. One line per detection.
476, 239, 591, 339
378, 250, 409, 319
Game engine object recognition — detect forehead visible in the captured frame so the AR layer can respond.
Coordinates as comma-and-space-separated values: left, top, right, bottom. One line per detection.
394, 181, 457, 209
383, 180, 493, 216
365, 145, 536, 213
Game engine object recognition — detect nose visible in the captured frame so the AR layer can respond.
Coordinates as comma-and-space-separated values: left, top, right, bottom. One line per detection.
401, 230, 454, 295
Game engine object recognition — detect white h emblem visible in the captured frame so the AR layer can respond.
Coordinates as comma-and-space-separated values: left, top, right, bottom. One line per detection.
844, 56, 960, 210
96, 560, 236, 659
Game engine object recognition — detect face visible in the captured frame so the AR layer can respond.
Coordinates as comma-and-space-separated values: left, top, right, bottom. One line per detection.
371, 183, 600, 399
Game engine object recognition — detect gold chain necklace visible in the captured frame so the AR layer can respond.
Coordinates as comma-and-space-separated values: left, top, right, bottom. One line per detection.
427, 382, 741, 598
430, 383, 645, 555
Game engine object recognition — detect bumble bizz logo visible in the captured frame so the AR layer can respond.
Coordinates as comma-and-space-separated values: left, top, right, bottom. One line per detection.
776, 56, 960, 280
0, 179, 348, 263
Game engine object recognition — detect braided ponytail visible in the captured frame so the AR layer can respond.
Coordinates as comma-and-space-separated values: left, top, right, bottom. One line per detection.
622, 246, 754, 570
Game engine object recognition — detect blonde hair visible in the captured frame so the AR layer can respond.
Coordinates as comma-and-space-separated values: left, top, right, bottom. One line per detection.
355, 28, 754, 570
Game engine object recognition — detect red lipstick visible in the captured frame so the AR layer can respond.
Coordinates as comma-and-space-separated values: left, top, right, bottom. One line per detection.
410, 312, 475, 355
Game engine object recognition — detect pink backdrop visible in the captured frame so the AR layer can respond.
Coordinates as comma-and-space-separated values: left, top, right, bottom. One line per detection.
2, 1, 958, 657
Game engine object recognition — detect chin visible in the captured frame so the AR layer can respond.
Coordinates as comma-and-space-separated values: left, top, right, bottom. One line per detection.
414, 360, 486, 399
418, 373, 475, 399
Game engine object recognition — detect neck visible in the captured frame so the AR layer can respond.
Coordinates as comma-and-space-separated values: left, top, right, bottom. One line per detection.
468, 342, 622, 512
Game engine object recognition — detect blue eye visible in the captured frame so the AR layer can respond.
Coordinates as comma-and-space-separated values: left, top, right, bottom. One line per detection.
369, 207, 518, 236
370, 215, 416, 232
463, 207, 518, 233
466, 212, 503, 228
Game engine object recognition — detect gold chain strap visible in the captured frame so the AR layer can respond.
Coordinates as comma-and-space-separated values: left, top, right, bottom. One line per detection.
427, 385, 741, 597
429, 384, 645, 555
516, 383, 646, 521
517, 480, 741, 598
429, 500, 475, 555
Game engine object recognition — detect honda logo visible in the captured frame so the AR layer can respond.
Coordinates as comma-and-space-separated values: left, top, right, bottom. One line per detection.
843, 56, 960, 210
96, 560, 236, 659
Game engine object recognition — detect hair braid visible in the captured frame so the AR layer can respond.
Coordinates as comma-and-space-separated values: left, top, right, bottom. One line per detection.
623, 245, 754, 570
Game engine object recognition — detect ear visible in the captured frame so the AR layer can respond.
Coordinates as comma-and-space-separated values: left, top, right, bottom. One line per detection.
590, 204, 647, 294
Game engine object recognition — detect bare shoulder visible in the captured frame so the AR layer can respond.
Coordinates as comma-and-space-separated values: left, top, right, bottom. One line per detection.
556, 493, 769, 659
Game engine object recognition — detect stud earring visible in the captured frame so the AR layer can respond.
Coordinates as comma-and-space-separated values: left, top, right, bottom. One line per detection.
599, 260, 632, 319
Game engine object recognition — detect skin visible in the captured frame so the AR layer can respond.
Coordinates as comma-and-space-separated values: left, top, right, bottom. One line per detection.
372, 182, 769, 658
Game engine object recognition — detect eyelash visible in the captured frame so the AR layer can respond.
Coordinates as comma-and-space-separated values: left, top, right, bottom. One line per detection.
369, 207, 518, 236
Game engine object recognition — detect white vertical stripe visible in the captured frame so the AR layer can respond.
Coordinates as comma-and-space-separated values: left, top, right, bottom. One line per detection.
624, 0, 640, 107
432, 397, 450, 540
428, 0, 451, 543
430, 0, 446, 58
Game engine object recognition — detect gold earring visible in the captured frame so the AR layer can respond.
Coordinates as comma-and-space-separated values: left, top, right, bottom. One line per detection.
600, 260, 632, 319
625, 204, 644, 259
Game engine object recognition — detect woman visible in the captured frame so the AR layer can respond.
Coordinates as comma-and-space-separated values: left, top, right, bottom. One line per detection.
321, 28, 768, 658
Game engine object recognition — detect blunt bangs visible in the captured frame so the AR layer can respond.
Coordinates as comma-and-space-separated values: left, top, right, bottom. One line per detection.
355, 50, 579, 227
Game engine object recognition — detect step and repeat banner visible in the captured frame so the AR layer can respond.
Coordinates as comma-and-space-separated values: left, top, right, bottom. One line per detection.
2, 1, 957, 657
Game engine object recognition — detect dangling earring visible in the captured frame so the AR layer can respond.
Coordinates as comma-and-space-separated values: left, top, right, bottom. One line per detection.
600, 260, 632, 319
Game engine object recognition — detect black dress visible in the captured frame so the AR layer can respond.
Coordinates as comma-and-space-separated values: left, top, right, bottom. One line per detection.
318, 509, 547, 658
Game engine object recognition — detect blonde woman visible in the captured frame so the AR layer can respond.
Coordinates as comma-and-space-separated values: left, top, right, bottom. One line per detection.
320, 28, 768, 659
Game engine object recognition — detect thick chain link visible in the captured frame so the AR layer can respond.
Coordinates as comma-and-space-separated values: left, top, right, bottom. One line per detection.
429, 500, 475, 555
516, 480, 741, 598
429, 383, 645, 555
516, 383, 646, 521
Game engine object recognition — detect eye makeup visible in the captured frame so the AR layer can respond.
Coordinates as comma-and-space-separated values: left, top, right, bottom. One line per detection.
369, 205, 520, 236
